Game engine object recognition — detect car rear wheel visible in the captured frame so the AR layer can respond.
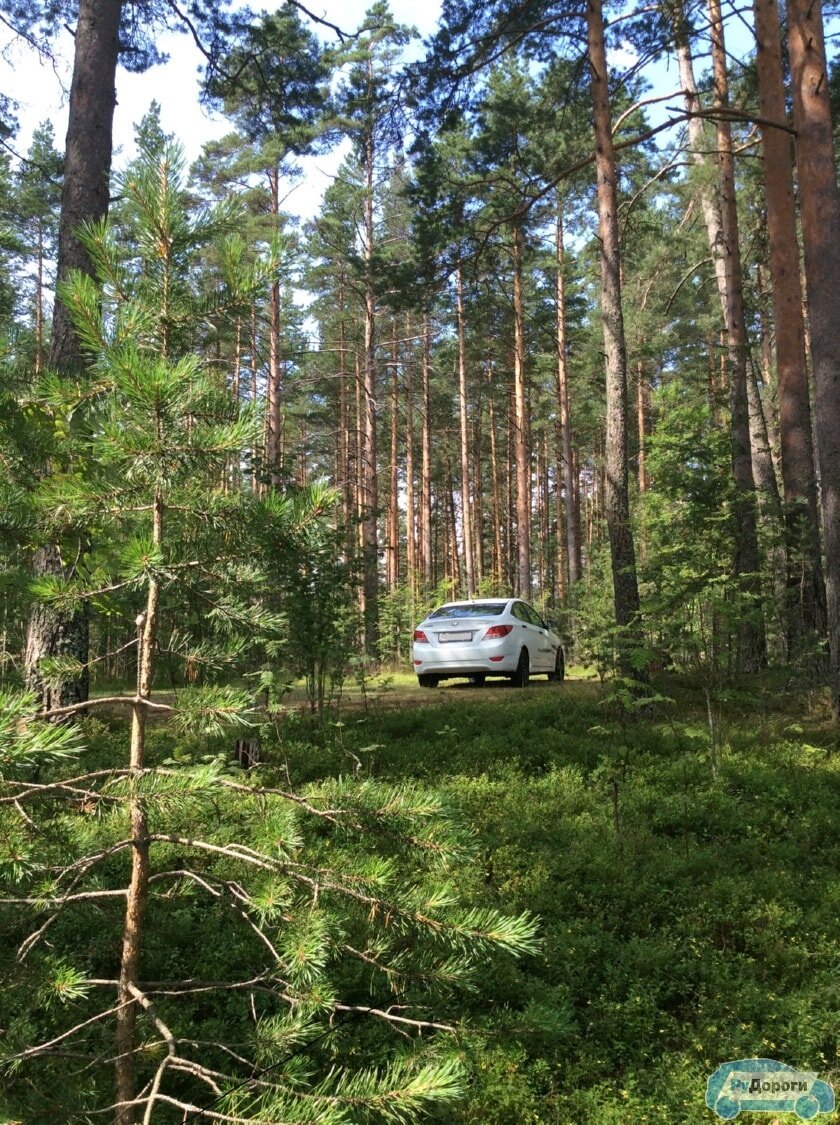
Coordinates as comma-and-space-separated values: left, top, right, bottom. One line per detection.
418, 674, 439, 688
470, 674, 486, 686
510, 649, 529, 688
547, 648, 565, 682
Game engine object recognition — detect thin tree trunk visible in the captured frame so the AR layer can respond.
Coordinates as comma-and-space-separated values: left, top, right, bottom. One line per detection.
114, 490, 160, 1124
586, 0, 643, 669
753, 0, 826, 648
250, 310, 260, 495
355, 352, 365, 553
404, 314, 417, 596
338, 278, 352, 536
506, 382, 516, 591
555, 203, 580, 591
487, 363, 504, 591
227, 319, 242, 490
708, 0, 767, 670
538, 433, 551, 595
788, 0, 840, 715
34, 219, 44, 376
636, 361, 650, 494
421, 314, 433, 590
511, 222, 531, 598
361, 123, 379, 652
456, 266, 475, 595
472, 396, 485, 588
678, 6, 766, 668
387, 323, 400, 592
747, 357, 788, 643
265, 167, 283, 488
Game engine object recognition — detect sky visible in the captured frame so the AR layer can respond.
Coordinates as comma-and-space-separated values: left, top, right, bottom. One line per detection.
2, 1, 443, 222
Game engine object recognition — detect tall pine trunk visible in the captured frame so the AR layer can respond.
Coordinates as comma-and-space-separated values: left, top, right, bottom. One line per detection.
753, 0, 825, 649
586, 0, 643, 669
787, 0, 840, 715
387, 323, 400, 592
554, 203, 580, 592
25, 0, 122, 710
264, 167, 283, 489
511, 222, 531, 598
421, 314, 433, 590
361, 126, 379, 653
456, 265, 475, 595
709, 0, 766, 670
404, 314, 417, 596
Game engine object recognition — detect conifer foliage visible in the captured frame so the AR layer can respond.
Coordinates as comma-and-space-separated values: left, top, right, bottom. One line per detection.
0, 137, 538, 1122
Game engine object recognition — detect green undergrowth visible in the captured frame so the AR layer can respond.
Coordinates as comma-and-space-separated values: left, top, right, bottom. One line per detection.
252, 677, 840, 1123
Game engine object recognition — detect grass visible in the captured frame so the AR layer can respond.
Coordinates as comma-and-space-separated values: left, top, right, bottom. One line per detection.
260, 674, 840, 1123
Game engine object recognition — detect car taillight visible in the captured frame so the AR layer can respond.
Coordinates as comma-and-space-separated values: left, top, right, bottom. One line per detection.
484, 624, 512, 638
413, 629, 429, 643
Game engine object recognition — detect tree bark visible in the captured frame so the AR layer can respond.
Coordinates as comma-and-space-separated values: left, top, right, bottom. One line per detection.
487, 362, 504, 591
554, 203, 580, 593
421, 314, 433, 590
456, 265, 475, 595
25, 0, 122, 710
709, 0, 766, 670
787, 0, 840, 715
586, 0, 643, 668
361, 123, 379, 653
404, 314, 417, 596
114, 490, 160, 1124
753, 0, 826, 648
511, 222, 531, 598
264, 167, 283, 489
387, 323, 400, 592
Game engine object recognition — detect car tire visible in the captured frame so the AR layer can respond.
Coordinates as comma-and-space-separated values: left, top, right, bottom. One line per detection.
510, 649, 529, 688
547, 648, 565, 682
418, 674, 439, 689
470, 674, 486, 686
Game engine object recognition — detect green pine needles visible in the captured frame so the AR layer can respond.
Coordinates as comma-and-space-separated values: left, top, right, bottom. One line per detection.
0, 138, 539, 1122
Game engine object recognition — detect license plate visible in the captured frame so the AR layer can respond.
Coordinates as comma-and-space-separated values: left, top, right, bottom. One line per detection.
439, 630, 472, 642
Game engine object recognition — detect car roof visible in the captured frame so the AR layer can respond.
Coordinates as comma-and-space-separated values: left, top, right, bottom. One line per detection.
437, 598, 512, 607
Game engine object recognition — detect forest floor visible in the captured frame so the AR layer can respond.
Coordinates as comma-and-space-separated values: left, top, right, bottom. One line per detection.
260, 670, 840, 1123
84, 668, 840, 1121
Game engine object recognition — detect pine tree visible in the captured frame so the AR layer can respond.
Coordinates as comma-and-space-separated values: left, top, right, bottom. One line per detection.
1, 136, 539, 1124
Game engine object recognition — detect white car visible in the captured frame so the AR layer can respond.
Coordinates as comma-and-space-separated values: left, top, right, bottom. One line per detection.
412, 598, 565, 688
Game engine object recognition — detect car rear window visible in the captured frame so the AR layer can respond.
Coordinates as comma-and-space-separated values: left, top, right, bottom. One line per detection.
429, 603, 506, 619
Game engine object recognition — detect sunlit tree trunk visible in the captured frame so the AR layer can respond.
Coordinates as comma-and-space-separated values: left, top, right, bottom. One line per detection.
586, 0, 643, 667
788, 0, 840, 715
338, 277, 353, 538
511, 222, 531, 598
404, 314, 417, 596
472, 399, 485, 588
708, 0, 766, 670
387, 323, 400, 592
753, 0, 825, 649
455, 266, 475, 595
265, 166, 283, 488
421, 314, 433, 590
487, 362, 504, 590
34, 218, 45, 376
554, 203, 580, 593
636, 362, 650, 495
